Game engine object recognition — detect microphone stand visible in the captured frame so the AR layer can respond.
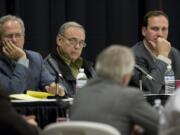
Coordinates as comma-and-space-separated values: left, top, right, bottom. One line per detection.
135, 64, 154, 91
47, 57, 66, 98
47, 73, 64, 99
47, 58, 71, 121
55, 73, 63, 95
135, 65, 153, 80
139, 72, 143, 91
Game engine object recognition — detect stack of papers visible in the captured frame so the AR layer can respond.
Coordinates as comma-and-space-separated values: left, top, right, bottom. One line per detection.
10, 90, 55, 101
10, 94, 42, 101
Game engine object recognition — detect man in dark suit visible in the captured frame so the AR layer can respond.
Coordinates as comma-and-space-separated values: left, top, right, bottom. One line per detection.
70, 45, 159, 135
131, 10, 180, 94
44, 22, 96, 97
0, 15, 64, 96
0, 89, 40, 135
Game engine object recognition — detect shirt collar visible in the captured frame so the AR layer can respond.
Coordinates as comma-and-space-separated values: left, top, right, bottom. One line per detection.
57, 48, 83, 68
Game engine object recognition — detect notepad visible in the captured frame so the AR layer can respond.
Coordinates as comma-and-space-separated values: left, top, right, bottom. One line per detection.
10, 90, 55, 101
26, 90, 55, 99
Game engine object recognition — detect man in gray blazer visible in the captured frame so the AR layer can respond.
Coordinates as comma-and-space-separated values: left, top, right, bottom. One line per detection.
0, 15, 64, 96
130, 10, 180, 94
70, 45, 159, 135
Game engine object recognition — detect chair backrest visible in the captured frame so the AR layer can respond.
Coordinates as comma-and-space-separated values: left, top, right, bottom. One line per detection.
42, 121, 121, 135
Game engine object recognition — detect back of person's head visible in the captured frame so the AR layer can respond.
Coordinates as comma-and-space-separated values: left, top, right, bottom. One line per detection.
58, 21, 85, 36
143, 10, 169, 27
95, 45, 135, 83
0, 15, 25, 37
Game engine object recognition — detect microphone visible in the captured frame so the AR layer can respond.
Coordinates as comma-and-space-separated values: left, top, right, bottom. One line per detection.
135, 64, 153, 80
47, 58, 62, 79
47, 57, 67, 97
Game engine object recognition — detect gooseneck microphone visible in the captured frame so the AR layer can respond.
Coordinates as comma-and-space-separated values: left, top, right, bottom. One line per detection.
47, 58, 62, 79
135, 64, 153, 80
47, 57, 66, 96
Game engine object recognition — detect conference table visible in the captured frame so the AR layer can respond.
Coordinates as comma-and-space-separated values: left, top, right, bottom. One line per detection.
11, 94, 172, 128
144, 93, 173, 105
11, 98, 73, 128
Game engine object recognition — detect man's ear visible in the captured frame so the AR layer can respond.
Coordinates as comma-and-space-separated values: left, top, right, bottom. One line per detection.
142, 26, 146, 37
120, 74, 132, 87
56, 34, 62, 46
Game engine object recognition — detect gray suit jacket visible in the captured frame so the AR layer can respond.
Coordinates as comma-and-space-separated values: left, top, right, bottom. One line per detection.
131, 41, 180, 94
70, 76, 159, 135
0, 50, 54, 94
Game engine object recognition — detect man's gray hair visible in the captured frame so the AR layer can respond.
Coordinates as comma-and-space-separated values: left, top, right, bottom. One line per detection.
58, 21, 85, 36
0, 15, 25, 36
95, 45, 135, 82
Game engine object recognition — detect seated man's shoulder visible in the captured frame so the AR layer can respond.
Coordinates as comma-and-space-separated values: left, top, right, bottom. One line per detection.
132, 41, 143, 48
83, 58, 94, 66
26, 50, 41, 56
25, 50, 43, 59
122, 86, 144, 98
126, 86, 141, 91
132, 41, 143, 49
171, 47, 180, 54
43, 54, 51, 61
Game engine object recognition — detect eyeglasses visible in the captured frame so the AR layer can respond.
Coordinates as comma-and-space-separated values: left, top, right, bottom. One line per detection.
62, 35, 86, 47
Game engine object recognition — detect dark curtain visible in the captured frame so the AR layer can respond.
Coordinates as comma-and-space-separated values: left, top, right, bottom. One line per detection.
0, 0, 179, 62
